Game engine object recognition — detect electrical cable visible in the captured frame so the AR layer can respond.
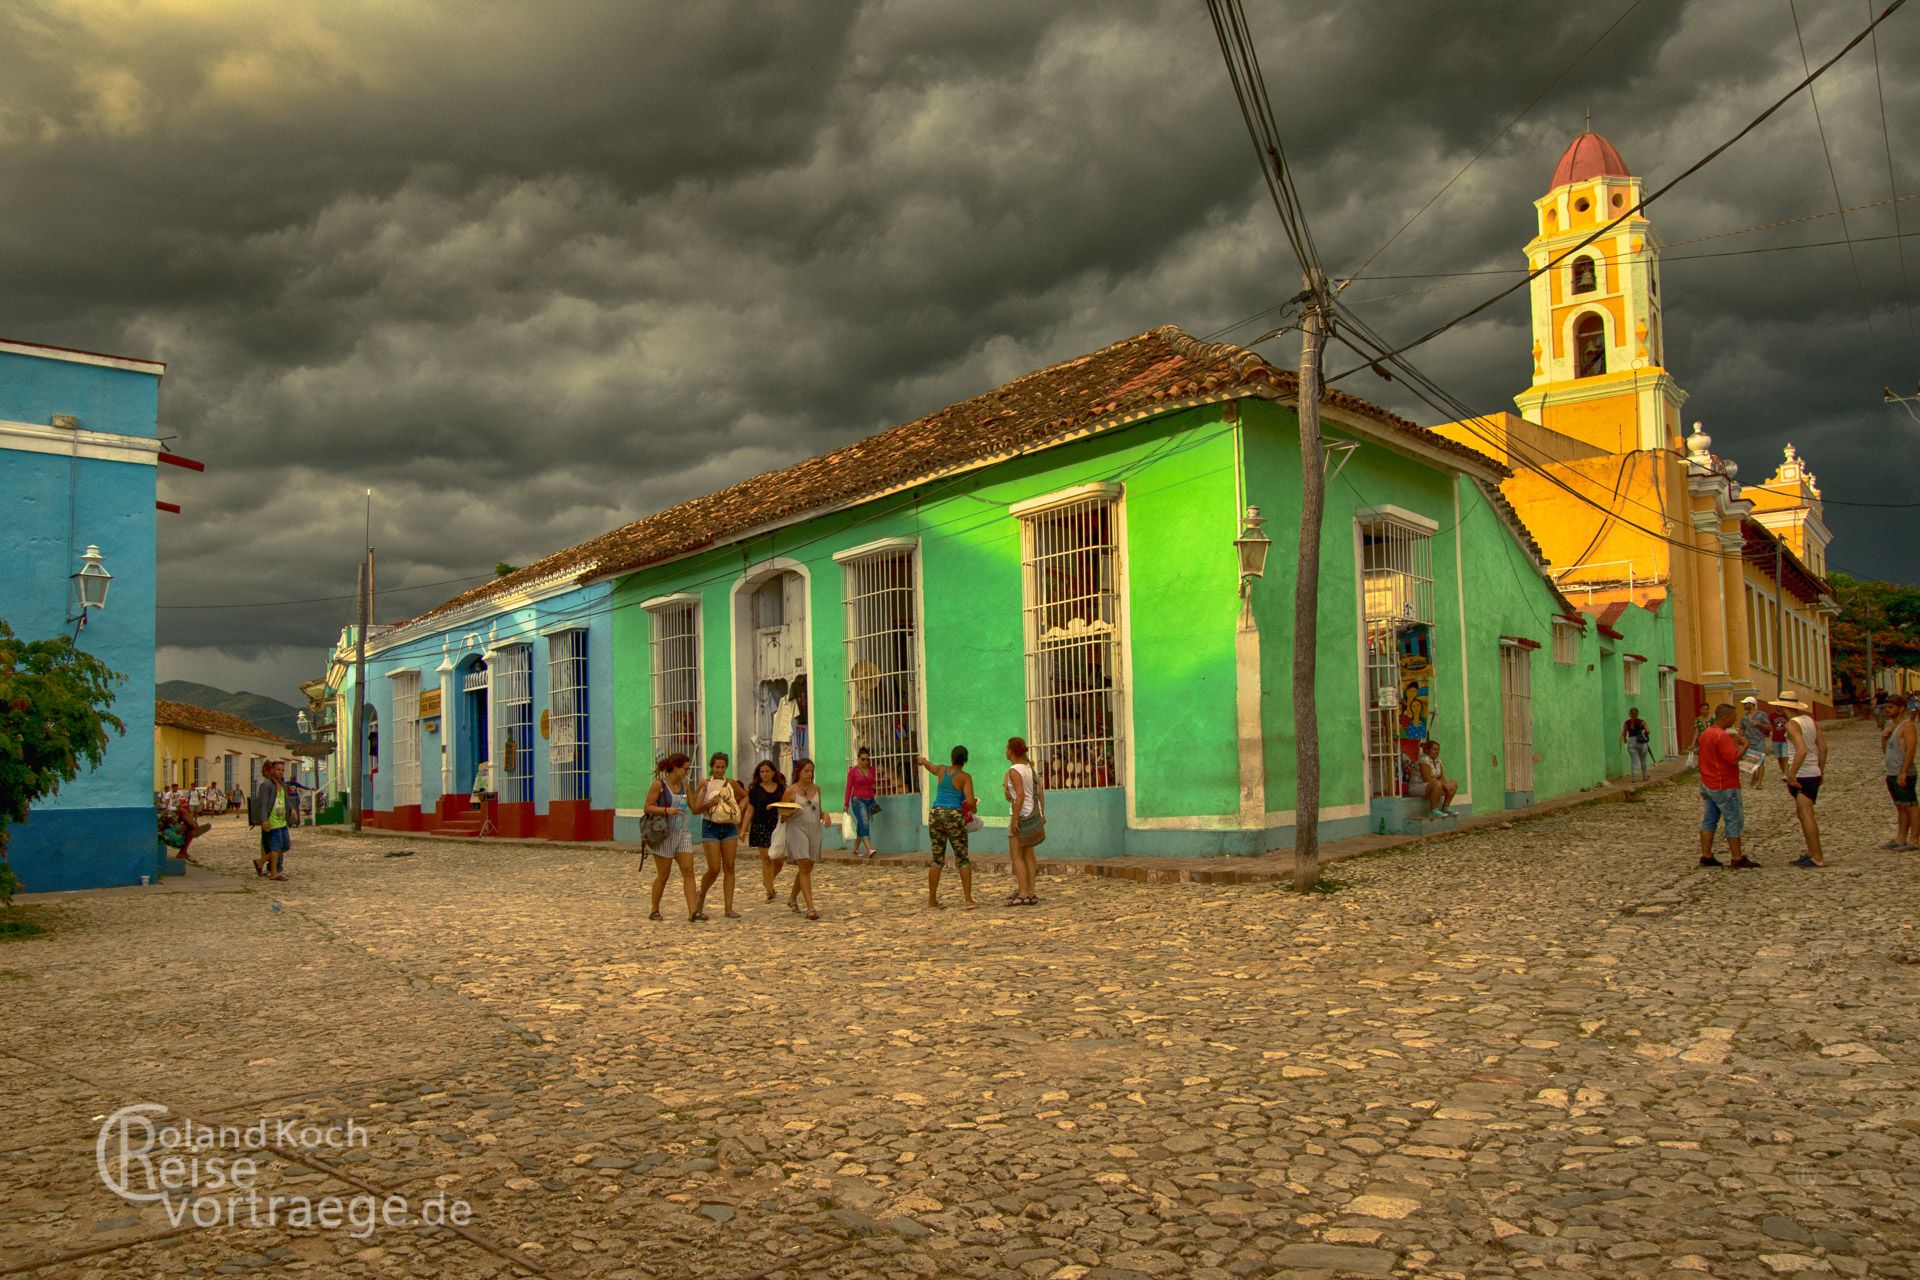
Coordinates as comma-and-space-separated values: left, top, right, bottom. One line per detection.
1347, 0, 1649, 284
1863, 0, 1915, 338
1323, 0, 1910, 384
159, 573, 494, 610
1787, 0, 1880, 354
1337, 225, 1920, 282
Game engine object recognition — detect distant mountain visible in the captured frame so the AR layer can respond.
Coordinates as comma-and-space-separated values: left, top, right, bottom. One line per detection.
156, 681, 306, 738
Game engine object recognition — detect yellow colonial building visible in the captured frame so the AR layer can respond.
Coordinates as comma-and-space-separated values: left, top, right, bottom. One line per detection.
153, 698, 299, 795
1439, 131, 1837, 744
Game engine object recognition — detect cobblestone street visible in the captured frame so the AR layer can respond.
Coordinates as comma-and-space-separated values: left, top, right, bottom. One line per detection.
4, 722, 1918, 1279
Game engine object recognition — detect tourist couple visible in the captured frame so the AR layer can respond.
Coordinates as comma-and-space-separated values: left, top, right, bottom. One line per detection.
1695, 692, 1828, 869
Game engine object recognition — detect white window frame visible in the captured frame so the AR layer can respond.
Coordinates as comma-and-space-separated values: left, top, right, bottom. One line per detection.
648, 597, 702, 765
547, 629, 590, 802
1552, 619, 1579, 666
1658, 665, 1679, 757
1018, 490, 1125, 790
1358, 510, 1436, 798
389, 669, 421, 808
838, 541, 923, 797
494, 645, 534, 804
1623, 656, 1643, 697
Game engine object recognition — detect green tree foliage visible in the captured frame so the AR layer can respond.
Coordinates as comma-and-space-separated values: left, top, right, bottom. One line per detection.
494, 563, 518, 578
1830, 573, 1920, 701
0, 622, 125, 902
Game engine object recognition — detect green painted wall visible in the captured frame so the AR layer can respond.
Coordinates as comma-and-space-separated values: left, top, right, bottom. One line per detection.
609, 407, 1245, 842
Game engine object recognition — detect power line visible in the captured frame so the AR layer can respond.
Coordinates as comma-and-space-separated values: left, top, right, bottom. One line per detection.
159, 572, 494, 610
1325, 0, 1910, 385
1347, 0, 1649, 284
1863, 0, 1915, 338
1787, 0, 1880, 354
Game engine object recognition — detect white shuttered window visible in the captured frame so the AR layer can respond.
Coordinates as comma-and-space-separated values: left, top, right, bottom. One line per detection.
496, 646, 533, 804
548, 630, 590, 801
392, 670, 421, 808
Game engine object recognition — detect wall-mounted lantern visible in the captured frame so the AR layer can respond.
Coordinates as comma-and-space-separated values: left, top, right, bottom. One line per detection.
69, 544, 112, 627
1233, 506, 1271, 597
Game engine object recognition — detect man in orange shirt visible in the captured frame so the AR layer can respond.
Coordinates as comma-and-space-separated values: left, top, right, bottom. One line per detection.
1696, 704, 1758, 869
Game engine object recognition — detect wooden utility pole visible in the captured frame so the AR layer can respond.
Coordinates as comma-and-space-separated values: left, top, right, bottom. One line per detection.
1292, 272, 1327, 892
351, 550, 370, 833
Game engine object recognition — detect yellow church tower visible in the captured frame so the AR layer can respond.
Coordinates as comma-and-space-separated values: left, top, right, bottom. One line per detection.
1437, 129, 1841, 740
1514, 131, 1687, 453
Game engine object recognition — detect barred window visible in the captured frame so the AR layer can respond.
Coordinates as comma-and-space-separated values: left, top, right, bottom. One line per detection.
495, 646, 533, 804
391, 669, 421, 807
1360, 513, 1435, 798
650, 601, 701, 764
1019, 494, 1123, 790
1552, 620, 1579, 667
841, 545, 921, 796
548, 630, 590, 802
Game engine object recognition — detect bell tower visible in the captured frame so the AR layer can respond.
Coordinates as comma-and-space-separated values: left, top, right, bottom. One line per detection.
1514, 131, 1687, 455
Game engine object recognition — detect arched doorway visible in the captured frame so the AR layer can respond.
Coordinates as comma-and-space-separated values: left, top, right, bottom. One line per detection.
733, 564, 810, 778
455, 656, 490, 793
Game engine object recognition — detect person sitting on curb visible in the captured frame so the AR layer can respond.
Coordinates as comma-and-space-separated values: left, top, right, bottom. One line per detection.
1412, 740, 1458, 818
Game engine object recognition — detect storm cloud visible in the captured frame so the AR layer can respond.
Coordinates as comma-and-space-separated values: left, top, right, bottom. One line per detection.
1, 0, 1914, 701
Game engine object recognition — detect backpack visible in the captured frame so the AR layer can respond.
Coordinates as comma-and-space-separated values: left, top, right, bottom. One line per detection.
641, 779, 675, 851
706, 781, 742, 826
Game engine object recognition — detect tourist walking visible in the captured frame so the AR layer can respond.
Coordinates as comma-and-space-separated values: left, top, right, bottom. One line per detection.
1621, 707, 1653, 782
252, 760, 296, 880
644, 754, 701, 922
1881, 701, 1917, 850
844, 747, 879, 858
1003, 737, 1045, 906
1413, 739, 1459, 815
1775, 692, 1829, 868
915, 746, 977, 909
690, 752, 747, 919
779, 759, 826, 920
1768, 705, 1790, 763
1695, 704, 1757, 869
1740, 697, 1770, 758
746, 760, 788, 902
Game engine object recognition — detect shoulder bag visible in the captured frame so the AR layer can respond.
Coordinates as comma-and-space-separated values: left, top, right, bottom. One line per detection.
641, 781, 674, 852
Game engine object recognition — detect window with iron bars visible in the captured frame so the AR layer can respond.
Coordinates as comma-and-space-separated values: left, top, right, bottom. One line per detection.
841, 546, 921, 796
1020, 495, 1124, 790
495, 645, 534, 803
650, 601, 701, 765
392, 669, 421, 807
1360, 516, 1435, 798
548, 630, 590, 802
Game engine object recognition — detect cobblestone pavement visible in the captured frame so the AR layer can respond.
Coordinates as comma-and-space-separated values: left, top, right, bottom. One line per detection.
4, 722, 1917, 1280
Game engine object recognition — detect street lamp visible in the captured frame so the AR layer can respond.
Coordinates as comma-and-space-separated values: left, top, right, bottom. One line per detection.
1233, 505, 1271, 598
297, 711, 311, 737
69, 544, 112, 628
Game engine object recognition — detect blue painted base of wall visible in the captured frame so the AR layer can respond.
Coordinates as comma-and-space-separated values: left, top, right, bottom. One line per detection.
1369, 797, 1461, 837
1504, 790, 1534, 810
7, 807, 164, 892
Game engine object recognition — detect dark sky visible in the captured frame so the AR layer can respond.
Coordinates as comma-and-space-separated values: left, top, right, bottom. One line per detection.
3, 0, 1916, 704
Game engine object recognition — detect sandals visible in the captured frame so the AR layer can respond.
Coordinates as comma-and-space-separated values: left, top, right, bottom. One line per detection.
252, 858, 266, 876
805, 910, 820, 921
648, 911, 663, 921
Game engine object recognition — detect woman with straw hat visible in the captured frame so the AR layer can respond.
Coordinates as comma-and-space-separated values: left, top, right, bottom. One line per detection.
1773, 691, 1829, 868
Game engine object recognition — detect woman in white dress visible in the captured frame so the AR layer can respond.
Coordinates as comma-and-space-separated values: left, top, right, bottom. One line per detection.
1003, 736, 1045, 907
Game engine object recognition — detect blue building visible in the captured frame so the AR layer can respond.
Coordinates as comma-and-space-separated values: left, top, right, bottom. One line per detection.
1, 338, 168, 891
324, 572, 618, 842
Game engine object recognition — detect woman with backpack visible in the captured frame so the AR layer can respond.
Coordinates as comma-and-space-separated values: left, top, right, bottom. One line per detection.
690, 751, 748, 919
644, 754, 702, 922
1003, 737, 1046, 907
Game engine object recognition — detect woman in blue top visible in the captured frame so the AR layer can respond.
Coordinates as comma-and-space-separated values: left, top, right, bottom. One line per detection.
645, 754, 702, 922
915, 746, 977, 910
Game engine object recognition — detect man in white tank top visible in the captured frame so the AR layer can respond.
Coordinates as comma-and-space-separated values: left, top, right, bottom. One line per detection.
1774, 692, 1828, 867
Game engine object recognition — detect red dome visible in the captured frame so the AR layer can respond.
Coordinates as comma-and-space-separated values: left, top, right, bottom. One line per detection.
1549, 132, 1630, 189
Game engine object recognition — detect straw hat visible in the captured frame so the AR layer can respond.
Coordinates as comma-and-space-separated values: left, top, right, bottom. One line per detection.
1774, 691, 1812, 712
1740, 695, 1758, 706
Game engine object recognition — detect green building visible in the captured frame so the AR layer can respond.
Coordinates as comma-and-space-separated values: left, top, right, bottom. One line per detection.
347, 326, 1673, 856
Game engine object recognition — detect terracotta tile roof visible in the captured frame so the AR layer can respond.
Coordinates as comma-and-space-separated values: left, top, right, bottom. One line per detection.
397, 325, 1505, 630
154, 699, 291, 744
